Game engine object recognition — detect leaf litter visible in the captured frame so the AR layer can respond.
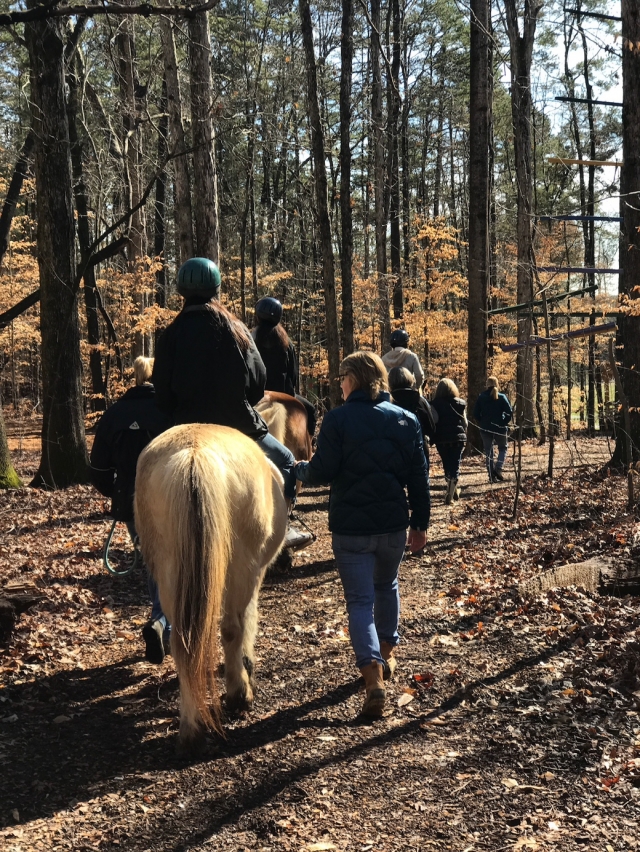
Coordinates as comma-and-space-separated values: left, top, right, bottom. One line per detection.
1, 437, 640, 849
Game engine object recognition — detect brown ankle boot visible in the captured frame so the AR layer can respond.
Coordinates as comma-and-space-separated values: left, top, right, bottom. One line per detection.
360, 661, 386, 717
380, 642, 397, 681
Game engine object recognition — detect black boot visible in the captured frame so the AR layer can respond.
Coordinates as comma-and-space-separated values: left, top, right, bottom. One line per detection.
142, 619, 166, 665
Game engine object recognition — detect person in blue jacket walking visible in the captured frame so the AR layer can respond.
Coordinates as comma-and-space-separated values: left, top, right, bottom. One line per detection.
295, 351, 430, 719
473, 376, 513, 482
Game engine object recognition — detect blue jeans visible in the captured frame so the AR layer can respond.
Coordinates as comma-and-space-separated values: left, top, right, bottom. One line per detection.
480, 430, 508, 474
127, 521, 168, 630
257, 432, 297, 500
332, 531, 406, 670
436, 441, 465, 480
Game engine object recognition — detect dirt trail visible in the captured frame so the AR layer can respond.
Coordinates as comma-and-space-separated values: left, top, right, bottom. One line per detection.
1, 434, 639, 851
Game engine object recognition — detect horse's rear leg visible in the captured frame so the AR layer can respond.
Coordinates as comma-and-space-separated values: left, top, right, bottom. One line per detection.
172, 632, 206, 757
221, 609, 253, 713
241, 589, 261, 687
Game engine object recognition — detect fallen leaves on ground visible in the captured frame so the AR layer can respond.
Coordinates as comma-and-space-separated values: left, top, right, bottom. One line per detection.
1, 435, 640, 850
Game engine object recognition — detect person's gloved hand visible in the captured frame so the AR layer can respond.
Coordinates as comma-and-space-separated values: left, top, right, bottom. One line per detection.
407, 528, 427, 555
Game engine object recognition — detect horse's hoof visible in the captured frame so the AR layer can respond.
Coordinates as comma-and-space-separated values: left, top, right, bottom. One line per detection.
272, 548, 293, 572
176, 727, 206, 760
225, 690, 253, 716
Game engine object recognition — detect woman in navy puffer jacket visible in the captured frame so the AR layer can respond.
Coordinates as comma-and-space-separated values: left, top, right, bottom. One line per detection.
473, 376, 513, 482
295, 351, 430, 719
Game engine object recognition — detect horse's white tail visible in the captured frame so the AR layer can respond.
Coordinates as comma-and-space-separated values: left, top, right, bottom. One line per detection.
134, 423, 288, 751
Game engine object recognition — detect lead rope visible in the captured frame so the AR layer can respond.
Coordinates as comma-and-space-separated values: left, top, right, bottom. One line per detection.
103, 519, 141, 577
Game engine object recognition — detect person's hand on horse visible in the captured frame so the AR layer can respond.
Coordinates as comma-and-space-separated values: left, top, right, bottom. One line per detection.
407, 528, 427, 555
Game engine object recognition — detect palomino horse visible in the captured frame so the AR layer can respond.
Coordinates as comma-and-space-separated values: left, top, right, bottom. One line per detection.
134, 423, 288, 753
255, 391, 312, 462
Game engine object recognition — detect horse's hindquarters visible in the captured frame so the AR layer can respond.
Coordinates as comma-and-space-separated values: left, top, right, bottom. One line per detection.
134, 423, 287, 753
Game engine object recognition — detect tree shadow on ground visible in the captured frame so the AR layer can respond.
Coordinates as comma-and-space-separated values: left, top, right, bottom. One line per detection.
0, 628, 610, 837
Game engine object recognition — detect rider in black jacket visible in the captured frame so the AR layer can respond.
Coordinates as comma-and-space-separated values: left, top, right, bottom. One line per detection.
90, 357, 172, 664
251, 296, 317, 437
152, 259, 313, 536
90, 361, 171, 521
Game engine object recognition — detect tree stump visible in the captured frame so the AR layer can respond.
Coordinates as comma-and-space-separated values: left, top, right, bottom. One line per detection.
0, 582, 45, 642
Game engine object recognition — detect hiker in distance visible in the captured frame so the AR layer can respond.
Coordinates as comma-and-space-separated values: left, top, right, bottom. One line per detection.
473, 376, 513, 482
381, 329, 425, 390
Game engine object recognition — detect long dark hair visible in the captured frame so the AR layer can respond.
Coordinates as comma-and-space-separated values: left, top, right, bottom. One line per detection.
253, 321, 290, 351
190, 300, 253, 351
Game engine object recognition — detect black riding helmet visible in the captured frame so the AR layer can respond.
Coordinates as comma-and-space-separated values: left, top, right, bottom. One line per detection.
177, 258, 221, 300
390, 329, 409, 348
255, 296, 283, 325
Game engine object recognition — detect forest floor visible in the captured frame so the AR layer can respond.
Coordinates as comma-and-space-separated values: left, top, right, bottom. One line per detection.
1, 423, 640, 852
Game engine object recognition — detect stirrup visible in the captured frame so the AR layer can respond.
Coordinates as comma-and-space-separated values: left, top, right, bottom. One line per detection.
284, 525, 314, 551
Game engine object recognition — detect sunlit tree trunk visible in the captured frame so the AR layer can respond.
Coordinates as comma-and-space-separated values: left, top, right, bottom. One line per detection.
0, 404, 21, 488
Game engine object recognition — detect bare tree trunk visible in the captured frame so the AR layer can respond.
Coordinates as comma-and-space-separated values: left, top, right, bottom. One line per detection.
614, 0, 640, 465
433, 54, 445, 218
117, 9, 146, 356
26, 7, 88, 487
0, 403, 21, 488
340, 0, 355, 354
0, 129, 35, 267
401, 43, 411, 277
160, 13, 194, 268
299, 0, 341, 407
467, 0, 491, 454
503, 0, 542, 436
154, 77, 168, 313
388, 0, 403, 319
67, 57, 106, 411
189, 10, 219, 262
371, 0, 391, 349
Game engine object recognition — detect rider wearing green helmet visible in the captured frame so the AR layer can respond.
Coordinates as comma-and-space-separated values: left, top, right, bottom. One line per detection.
175, 256, 221, 299
152, 262, 312, 546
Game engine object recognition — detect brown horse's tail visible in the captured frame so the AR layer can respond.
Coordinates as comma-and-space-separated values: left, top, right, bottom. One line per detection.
168, 445, 231, 734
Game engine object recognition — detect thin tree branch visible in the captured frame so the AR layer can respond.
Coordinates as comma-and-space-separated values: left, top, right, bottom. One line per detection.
0, 0, 219, 27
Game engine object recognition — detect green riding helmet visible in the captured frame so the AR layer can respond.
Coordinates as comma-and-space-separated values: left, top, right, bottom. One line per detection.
177, 257, 221, 299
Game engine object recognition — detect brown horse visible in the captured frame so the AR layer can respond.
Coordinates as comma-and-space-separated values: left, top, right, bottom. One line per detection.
255, 391, 312, 462
134, 423, 288, 754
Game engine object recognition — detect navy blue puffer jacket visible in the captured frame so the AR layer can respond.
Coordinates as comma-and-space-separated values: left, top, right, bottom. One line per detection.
296, 390, 430, 535
473, 389, 513, 435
